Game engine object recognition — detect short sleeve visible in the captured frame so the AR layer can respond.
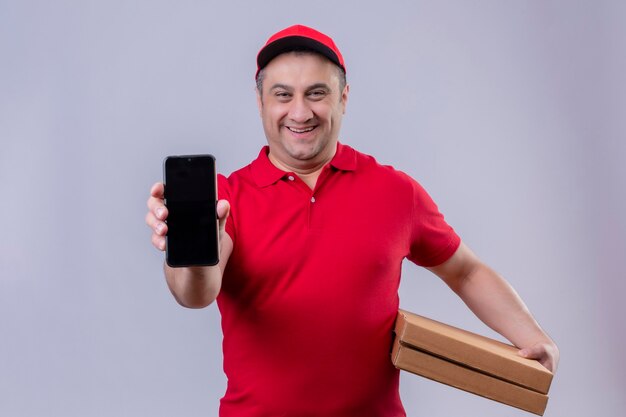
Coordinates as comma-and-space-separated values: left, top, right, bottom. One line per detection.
218, 173, 235, 245
406, 178, 461, 267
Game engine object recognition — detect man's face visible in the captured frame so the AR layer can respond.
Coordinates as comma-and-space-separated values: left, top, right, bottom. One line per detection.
257, 52, 348, 170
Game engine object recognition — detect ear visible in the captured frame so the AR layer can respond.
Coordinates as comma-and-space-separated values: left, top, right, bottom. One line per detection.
256, 87, 263, 115
341, 84, 349, 114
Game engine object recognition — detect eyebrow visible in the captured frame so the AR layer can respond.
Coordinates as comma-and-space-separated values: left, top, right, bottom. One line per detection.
269, 83, 293, 92
306, 83, 331, 91
269, 83, 332, 92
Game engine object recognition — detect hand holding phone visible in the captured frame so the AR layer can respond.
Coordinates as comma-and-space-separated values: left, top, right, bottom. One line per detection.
146, 182, 168, 251
163, 155, 219, 267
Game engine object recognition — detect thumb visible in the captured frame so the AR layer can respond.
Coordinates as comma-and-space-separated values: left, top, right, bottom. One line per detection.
217, 200, 230, 242
518, 344, 542, 359
150, 182, 165, 199
217, 199, 230, 221
518, 347, 534, 358
518, 343, 558, 373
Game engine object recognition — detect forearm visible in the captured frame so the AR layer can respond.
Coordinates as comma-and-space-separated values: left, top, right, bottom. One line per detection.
455, 263, 553, 350
163, 231, 233, 308
164, 264, 223, 308
431, 243, 556, 350
431, 243, 559, 372
147, 184, 233, 309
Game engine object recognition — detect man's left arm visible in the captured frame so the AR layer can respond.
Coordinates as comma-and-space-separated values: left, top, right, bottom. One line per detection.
427, 241, 560, 373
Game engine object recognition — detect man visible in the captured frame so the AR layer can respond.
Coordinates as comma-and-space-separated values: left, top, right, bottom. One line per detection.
146, 25, 559, 417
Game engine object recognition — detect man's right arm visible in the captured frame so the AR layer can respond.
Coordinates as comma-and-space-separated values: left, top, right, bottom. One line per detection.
146, 182, 233, 309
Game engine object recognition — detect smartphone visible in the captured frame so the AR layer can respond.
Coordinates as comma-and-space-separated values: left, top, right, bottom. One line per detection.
163, 155, 219, 267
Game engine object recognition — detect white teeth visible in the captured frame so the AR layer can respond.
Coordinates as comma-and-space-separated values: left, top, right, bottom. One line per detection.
287, 126, 315, 133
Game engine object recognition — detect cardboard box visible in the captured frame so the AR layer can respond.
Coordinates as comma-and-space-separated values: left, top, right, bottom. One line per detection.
392, 310, 553, 415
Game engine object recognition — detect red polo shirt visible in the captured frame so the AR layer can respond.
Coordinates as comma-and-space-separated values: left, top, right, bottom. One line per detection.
216, 143, 460, 417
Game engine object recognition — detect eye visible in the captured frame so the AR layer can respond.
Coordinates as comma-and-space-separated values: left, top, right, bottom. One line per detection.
274, 91, 291, 99
308, 90, 327, 100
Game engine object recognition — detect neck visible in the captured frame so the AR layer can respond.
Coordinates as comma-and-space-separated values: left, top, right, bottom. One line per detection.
268, 145, 337, 190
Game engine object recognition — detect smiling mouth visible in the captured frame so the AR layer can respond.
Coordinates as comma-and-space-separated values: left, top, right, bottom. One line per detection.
286, 126, 316, 134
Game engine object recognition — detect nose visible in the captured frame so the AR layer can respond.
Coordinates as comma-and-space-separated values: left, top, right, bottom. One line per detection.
287, 96, 314, 124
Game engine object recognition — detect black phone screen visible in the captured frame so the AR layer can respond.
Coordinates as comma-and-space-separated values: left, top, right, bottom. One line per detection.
164, 155, 219, 267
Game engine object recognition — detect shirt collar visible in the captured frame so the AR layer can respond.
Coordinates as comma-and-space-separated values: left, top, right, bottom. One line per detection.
250, 142, 357, 188
329, 142, 357, 171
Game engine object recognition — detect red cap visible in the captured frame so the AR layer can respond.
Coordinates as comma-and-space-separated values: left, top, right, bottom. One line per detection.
256, 24, 345, 79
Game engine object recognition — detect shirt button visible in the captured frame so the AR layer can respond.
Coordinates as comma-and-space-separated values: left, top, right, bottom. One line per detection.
288, 175, 295, 181
310, 196, 316, 203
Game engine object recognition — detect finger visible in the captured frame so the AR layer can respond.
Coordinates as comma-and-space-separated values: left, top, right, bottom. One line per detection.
151, 232, 166, 251
217, 199, 230, 221
518, 344, 556, 373
150, 182, 165, 199
145, 211, 168, 236
147, 196, 168, 220
216, 200, 230, 241
147, 183, 167, 218
217, 200, 230, 234
155, 204, 168, 221
145, 210, 154, 228
518, 345, 543, 359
